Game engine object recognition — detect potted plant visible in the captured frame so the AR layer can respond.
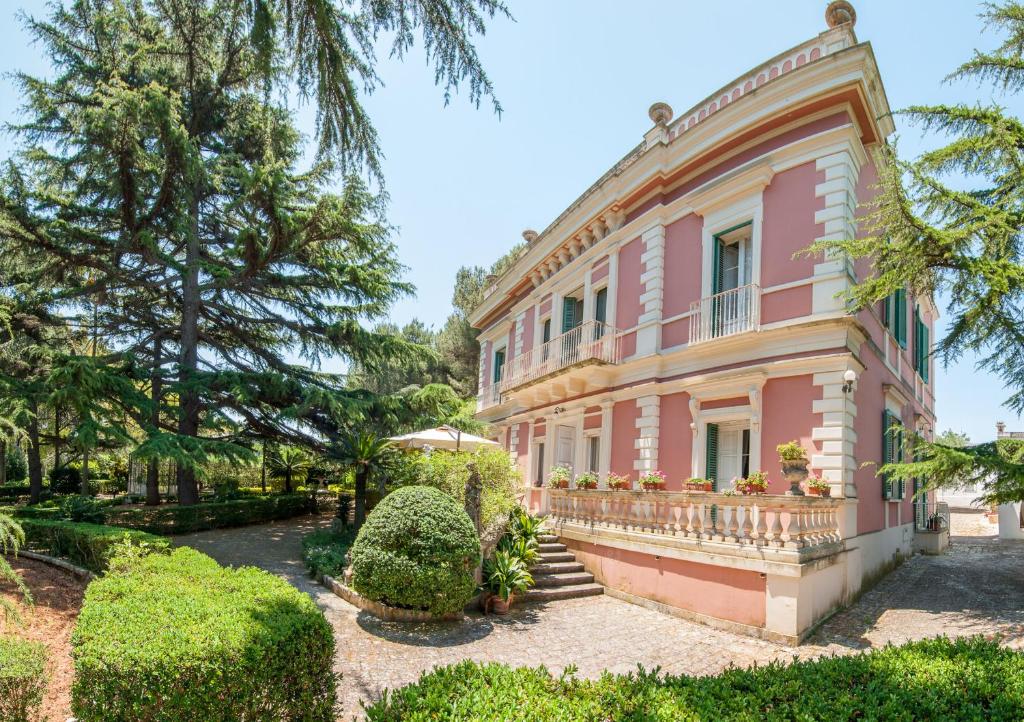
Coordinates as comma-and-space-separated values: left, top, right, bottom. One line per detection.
575, 471, 599, 490
607, 472, 632, 491
639, 470, 667, 491
927, 512, 945, 531
777, 440, 810, 496
805, 475, 831, 497
685, 477, 713, 492
547, 465, 571, 489
737, 471, 768, 495
484, 549, 533, 614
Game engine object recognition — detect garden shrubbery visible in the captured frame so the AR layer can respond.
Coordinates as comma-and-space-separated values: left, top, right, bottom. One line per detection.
101, 493, 314, 535
0, 484, 30, 501
72, 547, 336, 721
365, 637, 1024, 721
302, 525, 357, 579
349, 485, 480, 615
20, 519, 169, 573
0, 636, 47, 722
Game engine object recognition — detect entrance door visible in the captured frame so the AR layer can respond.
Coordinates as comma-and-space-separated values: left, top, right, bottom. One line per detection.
556, 425, 576, 474
716, 423, 750, 491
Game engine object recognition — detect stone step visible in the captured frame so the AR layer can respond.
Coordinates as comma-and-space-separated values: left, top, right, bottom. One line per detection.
531, 571, 595, 587
530, 560, 584, 574
536, 551, 575, 563
538, 542, 567, 553
521, 583, 604, 602
537, 534, 559, 544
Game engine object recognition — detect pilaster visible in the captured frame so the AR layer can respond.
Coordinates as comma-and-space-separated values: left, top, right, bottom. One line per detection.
810, 361, 862, 499
635, 225, 666, 356
634, 394, 661, 479
812, 148, 861, 314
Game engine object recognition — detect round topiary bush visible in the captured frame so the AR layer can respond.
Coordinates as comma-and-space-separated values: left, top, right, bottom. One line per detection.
349, 485, 481, 615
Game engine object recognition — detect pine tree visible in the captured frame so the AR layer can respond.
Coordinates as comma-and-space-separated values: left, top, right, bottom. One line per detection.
813, 2, 1024, 504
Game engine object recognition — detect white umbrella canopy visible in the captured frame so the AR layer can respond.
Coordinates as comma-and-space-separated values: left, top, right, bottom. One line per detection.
388, 425, 498, 452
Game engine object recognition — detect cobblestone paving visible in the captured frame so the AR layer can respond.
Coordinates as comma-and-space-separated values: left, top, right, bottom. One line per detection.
176, 512, 1024, 720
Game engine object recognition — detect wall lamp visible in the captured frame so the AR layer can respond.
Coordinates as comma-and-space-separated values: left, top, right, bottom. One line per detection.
842, 369, 857, 394
553, 406, 567, 415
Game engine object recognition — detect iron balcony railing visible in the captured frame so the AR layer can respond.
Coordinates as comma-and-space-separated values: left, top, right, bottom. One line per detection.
499, 319, 622, 393
689, 283, 761, 345
476, 381, 503, 411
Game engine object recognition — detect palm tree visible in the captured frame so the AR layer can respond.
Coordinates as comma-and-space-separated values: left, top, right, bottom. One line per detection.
266, 445, 312, 494
0, 513, 31, 620
330, 432, 394, 529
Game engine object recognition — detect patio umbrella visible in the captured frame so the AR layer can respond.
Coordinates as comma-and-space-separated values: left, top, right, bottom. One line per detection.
388, 425, 498, 452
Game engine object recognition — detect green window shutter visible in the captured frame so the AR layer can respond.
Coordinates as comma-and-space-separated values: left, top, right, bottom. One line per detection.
913, 307, 921, 372
881, 410, 892, 499
712, 237, 724, 295
922, 323, 930, 383
595, 288, 608, 325
561, 297, 577, 333
895, 289, 907, 348
896, 427, 906, 499
705, 423, 719, 490
493, 349, 505, 384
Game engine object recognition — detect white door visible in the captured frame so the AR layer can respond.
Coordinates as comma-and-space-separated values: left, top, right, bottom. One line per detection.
556, 425, 576, 474
717, 423, 750, 490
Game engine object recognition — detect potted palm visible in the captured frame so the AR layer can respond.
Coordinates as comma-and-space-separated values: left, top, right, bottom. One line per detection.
639, 470, 667, 491
777, 440, 810, 496
575, 471, 599, 490
484, 549, 533, 614
607, 472, 632, 490
547, 465, 571, 489
685, 477, 713, 492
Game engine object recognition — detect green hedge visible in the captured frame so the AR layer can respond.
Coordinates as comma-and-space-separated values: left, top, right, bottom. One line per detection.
72, 547, 336, 721
364, 637, 1024, 721
302, 526, 357, 579
350, 486, 480, 615
102, 493, 315, 535
0, 485, 31, 501
0, 636, 47, 722
20, 519, 169, 573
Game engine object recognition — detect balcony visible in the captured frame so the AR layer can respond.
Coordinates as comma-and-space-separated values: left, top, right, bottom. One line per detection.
689, 283, 761, 345
494, 320, 621, 406
476, 381, 503, 412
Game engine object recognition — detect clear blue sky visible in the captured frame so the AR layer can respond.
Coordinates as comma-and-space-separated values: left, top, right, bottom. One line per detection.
0, 0, 1019, 443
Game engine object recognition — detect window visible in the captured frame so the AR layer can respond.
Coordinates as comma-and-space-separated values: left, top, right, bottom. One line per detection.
562, 295, 583, 333
913, 305, 930, 383
593, 287, 608, 339
586, 435, 600, 473
713, 222, 753, 295
541, 318, 552, 361
881, 409, 905, 500
493, 347, 505, 384
534, 442, 545, 486
883, 289, 908, 348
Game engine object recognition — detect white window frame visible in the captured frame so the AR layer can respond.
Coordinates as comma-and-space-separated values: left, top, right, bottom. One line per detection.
700, 193, 763, 299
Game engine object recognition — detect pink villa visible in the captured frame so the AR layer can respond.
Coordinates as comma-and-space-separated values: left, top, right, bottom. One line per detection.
470, 3, 943, 643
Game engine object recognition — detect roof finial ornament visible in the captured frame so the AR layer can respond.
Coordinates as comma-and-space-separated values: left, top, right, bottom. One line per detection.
648, 102, 673, 126
825, 1, 856, 28
522, 229, 538, 244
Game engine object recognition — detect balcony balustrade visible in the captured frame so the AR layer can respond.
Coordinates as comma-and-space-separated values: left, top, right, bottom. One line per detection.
499, 319, 621, 393
547, 488, 841, 555
689, 283, 761, 345
476, 381, 503, 411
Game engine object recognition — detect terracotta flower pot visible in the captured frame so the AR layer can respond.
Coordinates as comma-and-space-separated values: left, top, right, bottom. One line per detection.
808, 486, 831, 497
686, 482, 712, 492
491, 594, 513, 615
641, 482, 666, 491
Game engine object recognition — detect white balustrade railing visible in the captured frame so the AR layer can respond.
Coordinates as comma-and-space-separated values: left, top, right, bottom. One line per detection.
476, 381, 503, 411
547, 489, 841, 552
689, 283, 760, 345
499, 319, 621, 392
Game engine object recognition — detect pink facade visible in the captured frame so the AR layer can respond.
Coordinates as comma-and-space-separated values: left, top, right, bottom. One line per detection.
470, 16, 936, 642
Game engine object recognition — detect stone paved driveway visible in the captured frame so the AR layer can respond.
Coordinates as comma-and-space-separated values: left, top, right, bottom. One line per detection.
176, 513, 1024, 720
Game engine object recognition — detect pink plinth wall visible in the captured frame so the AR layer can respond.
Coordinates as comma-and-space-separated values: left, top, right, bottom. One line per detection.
610, 401, 640, 480
760, 375, 821, 495
565, 539, 767, 628
658, 392, 692, 490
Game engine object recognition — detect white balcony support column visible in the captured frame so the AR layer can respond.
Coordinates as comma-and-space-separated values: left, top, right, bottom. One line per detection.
525, 419, 536, 488
606, 249, 619, 330
599, 401, 614, 485
813, 144, 865, 314
634, 395, 661, 480
573, 412, 587, 483
543, 417, 556, 486
635, 225, 666, 357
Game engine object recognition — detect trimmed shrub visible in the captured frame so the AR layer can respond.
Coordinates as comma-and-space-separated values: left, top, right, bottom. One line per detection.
0, 636, 47, 722
58, 495, 106, 524
103, 493, 314, 535
350, 486, 480, 615
365, 637, 1024, 721
0, 484, 31, 501
301, 525, 357, 579
20, 519, 169, 573
72, 547, 336, 721
48, 466, 82, 495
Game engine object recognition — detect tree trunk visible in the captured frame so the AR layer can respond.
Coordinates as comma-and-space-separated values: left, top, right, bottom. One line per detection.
177, 191, 202, 506
260, 441, 267, 493
354, 467, 367, 529
53, 404, 62, 470
27, 398, 43, 504
284, 469, 292, 494
146, 338, 162, 506
0, 438, 7, 487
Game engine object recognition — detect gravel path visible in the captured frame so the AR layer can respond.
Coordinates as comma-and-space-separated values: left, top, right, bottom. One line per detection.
175, 512, 1024, 720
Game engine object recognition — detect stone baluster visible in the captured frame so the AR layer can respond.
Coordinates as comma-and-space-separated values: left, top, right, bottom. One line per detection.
769, 506, 784, 547
713, 504, 727, 542
754, 505, 768, 546
701, 503, 715, 540
725, 504, 739, 543
740, 503, 753, 544
783, 508, 804, 549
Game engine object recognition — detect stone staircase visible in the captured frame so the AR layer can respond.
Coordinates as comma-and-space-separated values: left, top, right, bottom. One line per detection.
522, 534, 603, 603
